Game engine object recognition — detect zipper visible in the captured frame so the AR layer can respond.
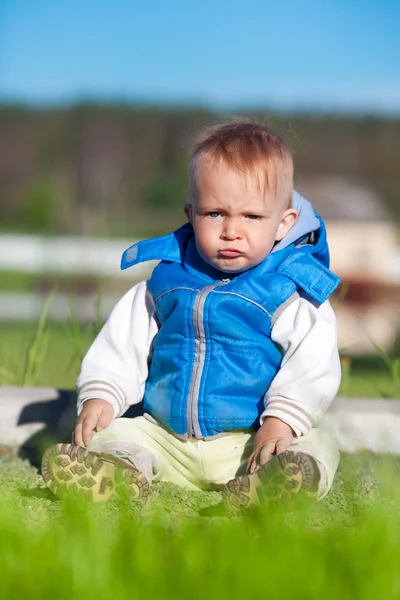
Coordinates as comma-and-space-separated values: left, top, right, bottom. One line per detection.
186, 278, 231, 437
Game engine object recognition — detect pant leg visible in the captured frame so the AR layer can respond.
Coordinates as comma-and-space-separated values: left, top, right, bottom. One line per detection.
87, 416, 204, 490
198, 431, 254, 487
87, 417, 161, 483
199, 426, 339, 498
88, 418, 339, 498
287, 426, 340, 497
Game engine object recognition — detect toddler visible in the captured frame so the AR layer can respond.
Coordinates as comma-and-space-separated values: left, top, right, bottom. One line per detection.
42, 120, 341, 515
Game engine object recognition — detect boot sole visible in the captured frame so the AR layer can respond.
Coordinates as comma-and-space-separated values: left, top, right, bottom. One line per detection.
222, 451, 320, 516
41, 443, 150, 502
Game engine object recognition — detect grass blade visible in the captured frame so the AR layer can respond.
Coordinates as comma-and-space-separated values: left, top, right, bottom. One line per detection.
22, 289, 56, 386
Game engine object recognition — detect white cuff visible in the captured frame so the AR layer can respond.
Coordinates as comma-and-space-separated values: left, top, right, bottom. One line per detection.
260, 397, 316, 436
77, 378, 127, 418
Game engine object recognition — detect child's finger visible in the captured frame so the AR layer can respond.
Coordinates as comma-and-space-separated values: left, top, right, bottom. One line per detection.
74, 408, 92, 447
74, 422, 84, 447
259, 442, 275, 466
96, 410, 112, 432
246, 452, 257, 475
82, 415, 98, 447
275, 438, 291, 455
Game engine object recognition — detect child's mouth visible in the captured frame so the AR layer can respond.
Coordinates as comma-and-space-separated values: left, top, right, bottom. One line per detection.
218, 249, 244, 258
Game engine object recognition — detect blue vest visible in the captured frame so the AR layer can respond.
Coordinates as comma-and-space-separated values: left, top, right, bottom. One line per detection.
121, 217, 340, 438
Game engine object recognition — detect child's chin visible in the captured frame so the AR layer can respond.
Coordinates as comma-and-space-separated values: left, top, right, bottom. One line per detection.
203, 255, 256, 274
215, 259, 253, 274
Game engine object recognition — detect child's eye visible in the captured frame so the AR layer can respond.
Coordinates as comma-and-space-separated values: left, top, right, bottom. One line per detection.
246, 214, 262, 220
207, 212, 221, 218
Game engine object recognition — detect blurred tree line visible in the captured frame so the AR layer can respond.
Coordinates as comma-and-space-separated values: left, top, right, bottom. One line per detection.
0, 104, 399, 237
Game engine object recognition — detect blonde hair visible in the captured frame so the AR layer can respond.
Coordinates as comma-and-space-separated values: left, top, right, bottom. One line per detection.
189, 119, 293, 207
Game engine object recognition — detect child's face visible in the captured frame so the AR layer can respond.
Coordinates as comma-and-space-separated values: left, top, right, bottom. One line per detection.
185, 160, 298, 274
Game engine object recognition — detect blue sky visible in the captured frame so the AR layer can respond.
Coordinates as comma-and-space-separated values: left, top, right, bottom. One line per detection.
0, 0, 399, 113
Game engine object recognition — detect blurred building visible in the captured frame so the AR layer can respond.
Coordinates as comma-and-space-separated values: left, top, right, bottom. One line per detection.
297, 176, 400, 354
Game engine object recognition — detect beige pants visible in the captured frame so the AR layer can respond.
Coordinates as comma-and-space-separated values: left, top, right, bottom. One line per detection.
88, 416, 340, 498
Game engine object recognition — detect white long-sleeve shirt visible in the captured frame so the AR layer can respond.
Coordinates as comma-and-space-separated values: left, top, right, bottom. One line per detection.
77, 280, 341, 437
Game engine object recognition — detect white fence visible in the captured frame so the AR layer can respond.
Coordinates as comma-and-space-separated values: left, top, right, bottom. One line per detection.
0, 291, 121, 322
0, 234, 154, 277
0, 234, 157, 321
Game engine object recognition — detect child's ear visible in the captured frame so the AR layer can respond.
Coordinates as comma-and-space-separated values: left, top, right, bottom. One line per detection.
275, 208, 298, 241
184, 203, 193, 223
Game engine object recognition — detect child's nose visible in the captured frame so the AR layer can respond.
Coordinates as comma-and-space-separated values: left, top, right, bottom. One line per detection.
221, 218, 242, 240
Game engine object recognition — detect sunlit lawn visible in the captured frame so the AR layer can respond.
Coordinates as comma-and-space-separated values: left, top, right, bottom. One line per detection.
1, 450, 400, 599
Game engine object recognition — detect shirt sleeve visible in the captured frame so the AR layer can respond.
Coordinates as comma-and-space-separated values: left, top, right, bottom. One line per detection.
76, 280, 159, 418
260, 296, 341, 436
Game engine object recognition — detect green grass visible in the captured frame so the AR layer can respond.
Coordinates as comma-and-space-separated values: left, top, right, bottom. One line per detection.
0, 270, 132, 294
1, 451, 400, 599
0, 322, 92, 387
339, 370, 400, 398
340, 355, 400, 398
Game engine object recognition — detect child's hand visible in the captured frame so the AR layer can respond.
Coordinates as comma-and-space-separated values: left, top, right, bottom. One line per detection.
74, 399, 114, 447
247, 416, 294, 475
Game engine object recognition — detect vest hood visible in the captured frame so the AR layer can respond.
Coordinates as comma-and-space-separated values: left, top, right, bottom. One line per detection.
272, 191, 320, 253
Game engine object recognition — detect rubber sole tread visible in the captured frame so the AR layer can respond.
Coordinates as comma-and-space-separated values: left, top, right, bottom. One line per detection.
222, 451, 320, 516
41, 443, 150, 502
